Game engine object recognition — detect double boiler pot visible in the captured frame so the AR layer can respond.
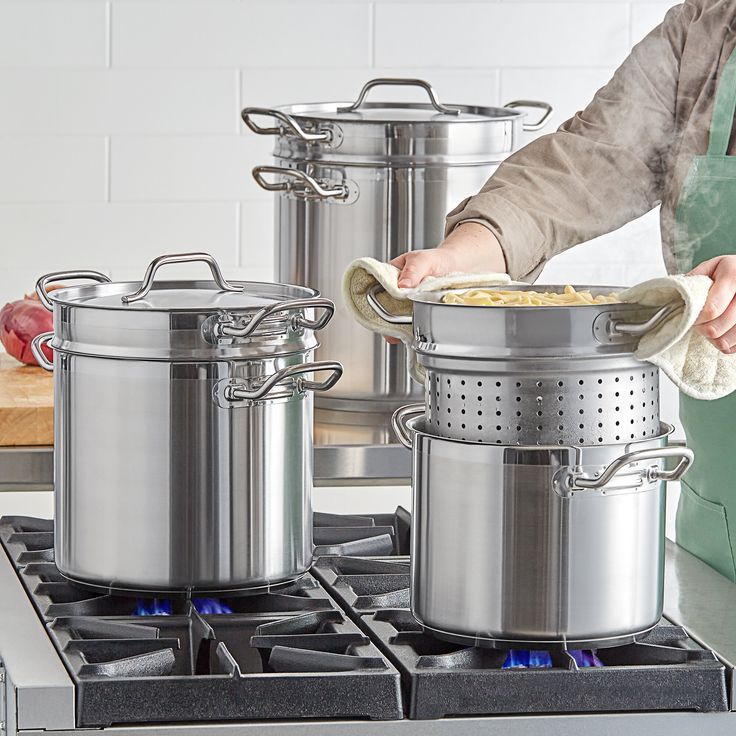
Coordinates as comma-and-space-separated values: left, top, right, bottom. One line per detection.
32, 253, 342, 596
383, 285, 694, 649
244, 78, 552, 414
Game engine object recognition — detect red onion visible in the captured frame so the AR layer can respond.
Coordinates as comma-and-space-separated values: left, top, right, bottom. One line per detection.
0, 291, 54, 366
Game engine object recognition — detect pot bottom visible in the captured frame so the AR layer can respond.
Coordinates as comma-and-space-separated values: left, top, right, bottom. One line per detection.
61, 571, 307, 599
420, 621, 658, 651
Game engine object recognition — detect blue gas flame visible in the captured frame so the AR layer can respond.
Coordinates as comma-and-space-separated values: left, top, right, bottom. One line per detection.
502, 650, 553, 668
133, 598, 233, 615
570, 650, 604, 667
134, 598, 173, 616
192, 598, 233, 614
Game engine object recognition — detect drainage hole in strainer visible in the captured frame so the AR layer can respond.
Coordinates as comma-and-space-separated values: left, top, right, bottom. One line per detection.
478, 410, 483, 416
557, 381, 563, 387
615, 391, 620, 397
478, 424, 483, 430
461, 394, 466, 400
598, 437, 603, 443
597, 378, 603, 384
616, 421, 620, 426
558, 424, 563, 430
579, 379, 584, 385
495, 381, 501, 387
536, 381, 543, 387
598, 393, 603, 399
460, 379, 466, 386
517, 425, 522, 431
462, 423, 466, 429
537, 425, 543, 431
616, 435, 620, 440
615, 377, 620, 382
579, 409, 584, 414
496, 410, 502, 417
598, 408, 603, 413
516, 410, 522, 417
496, 425, 502, 431
579, 424, 584, 429
537, 410, 543, 417
461, 409, 466, 415
477, 381, 483, 387
516, 397, 522, 403
516, 381, 522, 388
477, 395, 483, 402
558, 410, 564, 416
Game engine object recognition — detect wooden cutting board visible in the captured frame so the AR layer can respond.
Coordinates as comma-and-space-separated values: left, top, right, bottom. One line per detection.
0, 353, 53, 446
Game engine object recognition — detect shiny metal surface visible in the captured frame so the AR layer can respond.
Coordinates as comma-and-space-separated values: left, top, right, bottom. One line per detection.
36, 253, 342, 593
274, 162, 496, 409
404, 419, 678, 648
54, 353, 316, 594
120, 252, 244, 304
425, 358, 661, 446
247, 79, 551, 413
0, 447, 53, 492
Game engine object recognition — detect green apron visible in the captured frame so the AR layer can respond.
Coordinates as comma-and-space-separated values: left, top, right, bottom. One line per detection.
674, 45, 736, 581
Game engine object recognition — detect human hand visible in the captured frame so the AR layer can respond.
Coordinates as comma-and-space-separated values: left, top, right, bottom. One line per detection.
690, 255, 736, 354
389, 222, 507, 289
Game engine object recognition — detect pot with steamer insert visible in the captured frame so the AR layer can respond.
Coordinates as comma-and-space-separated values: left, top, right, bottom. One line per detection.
369, 283, 695, 650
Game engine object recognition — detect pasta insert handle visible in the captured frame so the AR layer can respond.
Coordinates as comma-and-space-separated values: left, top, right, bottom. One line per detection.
366, 284, 413, 325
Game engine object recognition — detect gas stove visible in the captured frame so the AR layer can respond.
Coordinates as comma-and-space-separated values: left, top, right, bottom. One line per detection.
1, 510, 735, 736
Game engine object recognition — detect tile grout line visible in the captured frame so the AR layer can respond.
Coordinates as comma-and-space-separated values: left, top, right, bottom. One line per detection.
106, 1, 112, 68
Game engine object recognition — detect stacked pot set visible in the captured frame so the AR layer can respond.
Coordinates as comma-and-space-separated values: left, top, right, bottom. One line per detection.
30, 79, 694, 654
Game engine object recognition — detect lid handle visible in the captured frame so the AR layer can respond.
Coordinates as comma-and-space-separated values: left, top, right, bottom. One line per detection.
121, 253, 244, 304
337, 78, 460, 116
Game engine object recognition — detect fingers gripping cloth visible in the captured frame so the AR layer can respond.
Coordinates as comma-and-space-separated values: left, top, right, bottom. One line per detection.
620, 274, 736, 400
342, 257, 510, 383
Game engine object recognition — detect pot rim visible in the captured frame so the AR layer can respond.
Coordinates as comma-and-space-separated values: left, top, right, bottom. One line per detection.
404, 414, 676, 450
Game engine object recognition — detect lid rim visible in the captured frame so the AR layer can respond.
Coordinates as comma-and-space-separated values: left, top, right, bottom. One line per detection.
47, 279, 320, 313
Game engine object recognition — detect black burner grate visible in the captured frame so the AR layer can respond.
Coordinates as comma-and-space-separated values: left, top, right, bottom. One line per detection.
0, 514, 730, 723
313, 557, 730, 718
0, 516, 403, 726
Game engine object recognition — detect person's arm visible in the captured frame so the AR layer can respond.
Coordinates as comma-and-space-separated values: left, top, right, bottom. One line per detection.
393, 1, 693, 287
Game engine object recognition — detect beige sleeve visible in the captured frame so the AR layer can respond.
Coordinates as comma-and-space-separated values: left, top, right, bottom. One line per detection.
445, 1, 693, 280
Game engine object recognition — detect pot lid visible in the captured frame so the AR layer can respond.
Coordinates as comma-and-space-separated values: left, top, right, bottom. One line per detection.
37, 253, 335, 361
242, 78, 553, 165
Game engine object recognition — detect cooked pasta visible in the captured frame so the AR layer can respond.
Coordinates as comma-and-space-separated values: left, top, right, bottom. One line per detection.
442, 284, 620, 307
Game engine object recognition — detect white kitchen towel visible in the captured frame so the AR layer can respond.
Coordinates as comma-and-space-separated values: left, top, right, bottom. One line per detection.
620, 274, 736, 400
342, 257, 510, 382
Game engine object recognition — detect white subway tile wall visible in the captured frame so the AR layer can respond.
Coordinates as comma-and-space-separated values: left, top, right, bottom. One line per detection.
0, 0, 682, 429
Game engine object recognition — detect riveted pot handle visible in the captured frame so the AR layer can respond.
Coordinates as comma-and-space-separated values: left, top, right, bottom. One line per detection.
504, 100, 553, 132
366, 284, 413, 325
215, 297, 335, 339
224, 361, 343, 402
609, 302, 683, 337
242, 107, 332, 142
35, 270, 112, 311
391, 404, 425, 449
338, 78, 460, 116
570, 446, 694, 491
252, 166, 349, 200
121, 252, 243, 304
31, 332, 54, 372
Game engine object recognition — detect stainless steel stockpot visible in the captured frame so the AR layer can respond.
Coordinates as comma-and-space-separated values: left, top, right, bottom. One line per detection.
31, 253, 342, 596
244, 78, 552, 417
368, 284, 680, 446
393, 406, 693, 649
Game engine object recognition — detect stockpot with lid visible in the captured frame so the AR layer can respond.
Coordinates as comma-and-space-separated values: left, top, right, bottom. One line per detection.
244, 78, 553, 417
32, 252, 342, 596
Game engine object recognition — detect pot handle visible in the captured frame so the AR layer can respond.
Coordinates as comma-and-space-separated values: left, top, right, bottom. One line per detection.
215, 297, 335, 339
241, 107, 332, 143
31, 332, 54, 372
366, 284, 413, 325
338, 78, 460, 116
570, 446, 694, 491
609, 302, 683, 337
35, 270, 112, 311
252, 166, 349, 200
391, 403, 425, 449
121, 252, 243, 304
504, 100, 554, 132
224, 361, 343, 402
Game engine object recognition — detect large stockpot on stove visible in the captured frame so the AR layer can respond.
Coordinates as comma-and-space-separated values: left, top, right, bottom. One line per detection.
31, 253, 342, 596
244, 78, 552, 415
393, 408, 693, 649
376, 284, 694, 647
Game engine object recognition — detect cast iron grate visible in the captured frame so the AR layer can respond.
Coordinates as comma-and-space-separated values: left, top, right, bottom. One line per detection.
0, 515, 403, 726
